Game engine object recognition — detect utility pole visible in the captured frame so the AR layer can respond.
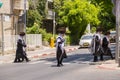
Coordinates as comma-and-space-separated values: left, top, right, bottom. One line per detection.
0, 13, 4, 55
24, 0, 26, 32
116, 0, 120, 67
0, 1, 4, 55
24, 0, 27, 51
53, 12, 55, 38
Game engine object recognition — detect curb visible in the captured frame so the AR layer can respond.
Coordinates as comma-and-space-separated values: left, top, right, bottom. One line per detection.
97, 65, 117, 70
29, 47, 78, 60
96, 61, 120, 70
0, 47, 78, 64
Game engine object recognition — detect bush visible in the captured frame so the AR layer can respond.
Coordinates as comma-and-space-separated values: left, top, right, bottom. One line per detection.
65, 35, 71, 45
39, 28, 52, 42
27, 24, 53, 44
26, 23, 40, 34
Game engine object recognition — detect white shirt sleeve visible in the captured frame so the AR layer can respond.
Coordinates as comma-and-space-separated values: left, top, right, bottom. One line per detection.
56, 37, 64, 53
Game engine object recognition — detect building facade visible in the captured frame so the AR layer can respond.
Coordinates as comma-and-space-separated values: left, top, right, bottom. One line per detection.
0, 0, 29, 54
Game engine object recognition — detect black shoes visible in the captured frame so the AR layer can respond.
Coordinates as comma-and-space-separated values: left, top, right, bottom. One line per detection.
111, 57, 115, 60
26, 59, 31, 62
60, 63, 64, 66
57, 63, 64, 67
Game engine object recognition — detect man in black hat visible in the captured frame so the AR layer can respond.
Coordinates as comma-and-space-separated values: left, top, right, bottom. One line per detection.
91, 28, 103, 62
102, 31, 114, 59
56, 31, 67, 67
14, 32, 30, 63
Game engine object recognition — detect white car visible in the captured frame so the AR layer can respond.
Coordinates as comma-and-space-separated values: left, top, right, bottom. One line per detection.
79, 34, 93, 48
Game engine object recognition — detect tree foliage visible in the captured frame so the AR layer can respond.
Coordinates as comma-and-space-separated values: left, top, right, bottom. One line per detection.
27, 0, 53, 43
26, 0, 115, 44
58, 0, 100, 44
37, 0, 47, 18
27, 0, 42, 27
90, 0, 115, 31
27, 23, 52, 42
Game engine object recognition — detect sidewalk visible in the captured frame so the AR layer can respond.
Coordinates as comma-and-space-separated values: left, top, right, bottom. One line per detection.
96, 60, 120, 70
0, 46, 78, 64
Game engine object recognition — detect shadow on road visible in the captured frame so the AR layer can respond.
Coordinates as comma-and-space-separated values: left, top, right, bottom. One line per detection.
37, 51, 114, 67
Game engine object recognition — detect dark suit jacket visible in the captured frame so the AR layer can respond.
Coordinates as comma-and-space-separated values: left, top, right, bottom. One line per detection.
102, 37, 109, 48
16, 39, 26, 56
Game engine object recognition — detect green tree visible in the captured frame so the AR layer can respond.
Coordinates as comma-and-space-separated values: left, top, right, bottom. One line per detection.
53, 0, 66, 24
90, 0, 115, 31
27, 0, 42, 27
37, 0, 47, 18
58, 0, 100, 44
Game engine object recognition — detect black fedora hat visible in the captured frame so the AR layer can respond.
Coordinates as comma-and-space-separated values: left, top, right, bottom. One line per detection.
19, 32, 25, 36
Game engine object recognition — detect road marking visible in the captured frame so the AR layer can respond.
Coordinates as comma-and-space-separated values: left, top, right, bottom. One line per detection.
97, 66, 116, 70
45, 62, 54, 64
63, 63, 71, 64
44, 62, 71, 65
28, 61, 45, 64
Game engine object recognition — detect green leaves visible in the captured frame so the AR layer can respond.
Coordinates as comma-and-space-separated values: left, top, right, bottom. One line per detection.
27, 10, 42, 27
59, 0, 100, 26
27, 0, 42, 28
91, 0, 115, 31
57, 0, 100, 43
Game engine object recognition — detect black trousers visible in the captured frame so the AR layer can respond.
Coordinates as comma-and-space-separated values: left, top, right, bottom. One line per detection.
56, 47, 64, 66
14, 52, 29, 62
103, 47, 114, 59
57, 57, 63, 65
21, 51, 29, 61
14, 54, 21, 62
93, 54, 103, 62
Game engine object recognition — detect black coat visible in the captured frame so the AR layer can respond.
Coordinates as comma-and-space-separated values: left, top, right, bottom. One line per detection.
16, 39, 26, 57
56, 37, 67, 60
92, 35, 102, 56
102, 37, 109, 48
102, 37, 111, 55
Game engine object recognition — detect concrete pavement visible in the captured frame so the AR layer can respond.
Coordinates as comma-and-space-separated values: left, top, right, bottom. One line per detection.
0, 46, 78, 64
0, 45, 120, 70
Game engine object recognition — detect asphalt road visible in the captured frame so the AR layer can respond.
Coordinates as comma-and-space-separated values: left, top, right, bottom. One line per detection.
0, 48, 120, 80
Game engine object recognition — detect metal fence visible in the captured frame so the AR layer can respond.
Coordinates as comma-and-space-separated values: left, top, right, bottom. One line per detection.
0, 34, 42, 52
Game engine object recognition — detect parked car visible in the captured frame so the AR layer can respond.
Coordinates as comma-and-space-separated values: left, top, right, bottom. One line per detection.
79, 34, 93, 48
110, 31, 116, 43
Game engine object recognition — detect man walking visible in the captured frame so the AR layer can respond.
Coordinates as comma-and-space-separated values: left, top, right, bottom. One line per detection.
91, 28, 103, 62
56, 31, 67, 67
14, 32, 30, 63
102, 31, 114, 59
